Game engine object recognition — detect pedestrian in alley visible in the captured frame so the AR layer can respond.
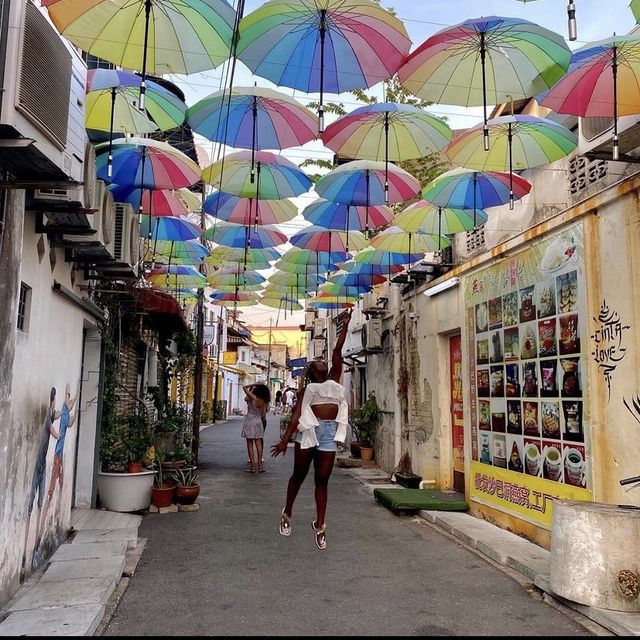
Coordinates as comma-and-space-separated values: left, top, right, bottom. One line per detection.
274, 388, 282, 415
283, 387, 295, 414
241, 383, 270, 473
271, 309, 352, 550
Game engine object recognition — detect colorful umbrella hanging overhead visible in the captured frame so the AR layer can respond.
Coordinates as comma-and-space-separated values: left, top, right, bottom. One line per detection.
86, 69, 187, 177
109, 185, 189, 217
444, 115, 577, 193
290, 226, 369, 253
144, 239, 209, 265
187, 86, 317, 180
205, 246, 281, 268
96, 137, 201, 190
259, 295, 304, 312
139, 215, 203, 242
147, 264, 207, 288
370, 225, 450, 254
274, 248, 344, 274
236, 0, 411, 132
204, 221, 287, 249
45, 0, 236, 109
398, 16, 571, 151
322, 103, 451, 202
540, 35, 640, 160
204, 192, 298, 226
422, 168, 532, 214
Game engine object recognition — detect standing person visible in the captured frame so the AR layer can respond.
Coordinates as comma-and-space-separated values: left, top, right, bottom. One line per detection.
283, 387, 295, 414
241, 383, 271, 473
271, 309, 352, 550
274, 388, 283, 415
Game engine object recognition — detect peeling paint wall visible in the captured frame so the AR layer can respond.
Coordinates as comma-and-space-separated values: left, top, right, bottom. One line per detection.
0, 211, 93, 605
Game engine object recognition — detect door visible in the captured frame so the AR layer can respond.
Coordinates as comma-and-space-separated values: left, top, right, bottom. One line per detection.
449, 335, 465, 493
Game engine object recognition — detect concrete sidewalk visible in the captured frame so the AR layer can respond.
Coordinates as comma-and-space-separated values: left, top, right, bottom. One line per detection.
2, 418, 638, 636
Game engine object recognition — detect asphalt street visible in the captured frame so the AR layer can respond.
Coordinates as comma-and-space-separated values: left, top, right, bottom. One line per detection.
102, 414, 593, 636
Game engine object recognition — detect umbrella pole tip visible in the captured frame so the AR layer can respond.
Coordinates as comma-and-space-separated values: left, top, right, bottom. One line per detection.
567, 1, 577, 41
483, 127, 490, 152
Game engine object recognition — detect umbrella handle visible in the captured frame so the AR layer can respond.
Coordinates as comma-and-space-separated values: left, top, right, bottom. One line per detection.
108, 88, 116, 178
250, 95, 258, 183
480, 31, 489, 152
318, 9, 327, 133
508, 123, 514, 210
567, 1, 577, 41
613, 44, 619, 161
384, 111, 390, 205
139, 0, 152, 111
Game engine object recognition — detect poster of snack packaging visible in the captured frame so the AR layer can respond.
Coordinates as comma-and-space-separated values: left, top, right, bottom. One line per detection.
466, 223, 592, 528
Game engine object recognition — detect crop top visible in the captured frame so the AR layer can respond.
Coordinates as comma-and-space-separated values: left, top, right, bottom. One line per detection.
297, 379, 349, 449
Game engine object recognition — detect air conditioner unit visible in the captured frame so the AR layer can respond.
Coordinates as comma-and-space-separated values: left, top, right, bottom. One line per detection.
303, 310, 316, 331
361, 317, 383, 352
106, 203, 140, 266
578, 115, 640, 159
361, 291, 377, 313
313, 317, 326, 336
0, 1, 86, 183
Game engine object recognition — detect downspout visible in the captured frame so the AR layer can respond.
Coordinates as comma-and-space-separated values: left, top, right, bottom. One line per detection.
0, 0, 11, 121
392, 283, 402, 467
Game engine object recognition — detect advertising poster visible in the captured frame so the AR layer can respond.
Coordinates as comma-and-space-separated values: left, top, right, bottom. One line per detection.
450, 335, 464, 473
465, 223, 593, 527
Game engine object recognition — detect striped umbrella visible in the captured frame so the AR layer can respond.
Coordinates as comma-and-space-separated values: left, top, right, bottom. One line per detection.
139, 216, 202, 241
205, 246, 281, 269
147, 264, 206, 288
145, 239, 209, 265
109, 185, 188, 216
204, 192, 297, 226
204, 221, 287, 249
208, 271, 266, 287
290, 226, 369, 253
398, 16, 571, 150
301, 199, 394, 239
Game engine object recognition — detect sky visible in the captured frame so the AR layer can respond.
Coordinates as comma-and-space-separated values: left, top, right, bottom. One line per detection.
168, 0, 638, 326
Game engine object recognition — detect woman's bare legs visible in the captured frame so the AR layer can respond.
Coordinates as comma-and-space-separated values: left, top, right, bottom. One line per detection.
283, 443, 314, 518
245, 439, 256, 471
313, 450, 336, 528
256, 439, 264, 471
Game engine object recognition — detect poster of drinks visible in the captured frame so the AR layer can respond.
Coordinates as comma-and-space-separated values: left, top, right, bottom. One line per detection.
467, 224, 588, 490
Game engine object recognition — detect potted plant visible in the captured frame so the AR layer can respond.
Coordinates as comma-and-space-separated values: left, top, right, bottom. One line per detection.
172, 467, 200, 505
350, 392, 380, 461
394, 451, 422, 489
151, 452, 176, 508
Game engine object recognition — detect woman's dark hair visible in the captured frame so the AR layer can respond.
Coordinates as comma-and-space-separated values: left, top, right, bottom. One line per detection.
252, 383, 271, 403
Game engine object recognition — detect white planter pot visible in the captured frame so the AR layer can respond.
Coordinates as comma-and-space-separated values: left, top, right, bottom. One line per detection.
97, 470, 154, 513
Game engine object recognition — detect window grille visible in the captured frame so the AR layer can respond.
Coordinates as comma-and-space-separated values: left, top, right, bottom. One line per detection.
17, 282, 31, 332
569, 155, 608, 197
465, 225, 486, 253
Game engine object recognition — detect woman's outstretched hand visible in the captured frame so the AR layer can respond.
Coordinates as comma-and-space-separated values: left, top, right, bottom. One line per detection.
271, 440, 288, 457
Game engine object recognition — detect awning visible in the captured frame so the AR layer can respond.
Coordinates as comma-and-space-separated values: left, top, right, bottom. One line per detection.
135, 289, 188, 333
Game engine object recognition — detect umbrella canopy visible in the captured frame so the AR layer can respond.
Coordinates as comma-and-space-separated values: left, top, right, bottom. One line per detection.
208, 271, 266, 287
314, 160, 421, 207
109, 185, 188, 216
209, 291, 260, 302
274, 248, 343, 274
633, 0, 640, 22
204, 221, 287, 248
370, 226, 450, 254
45, 0, 236, 110
396, 201, 487, 249
398, 16, 571, 149
423, 168, 532, 213
145, 239, 209, 265
301, 199, 394, 233
147, 264, 206, 288
201, 150, 312, 199
174, 189, 202, 213
259, 296, 303, 311
340, 259, 404, 277
269, 273, 325, 288
319, 282, 371, 296
205, 246, 281, 268
236, 0, 411, 131
353, 247, 423, 268
139, 216, 202, 241
322, 103, 451, 202
290, 226, 369, 253
204, 192, 297, 225
96, 137, 201, 189
187, 86, 316, 151
328, 270, 386, 287
445, 115, 577, 174
540, 35, 640, 160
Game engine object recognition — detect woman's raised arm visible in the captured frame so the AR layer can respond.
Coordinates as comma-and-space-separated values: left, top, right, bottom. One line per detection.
329, 309, 352, 382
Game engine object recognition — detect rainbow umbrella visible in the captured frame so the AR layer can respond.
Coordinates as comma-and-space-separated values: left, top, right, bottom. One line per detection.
274, 249, 343, 274
269, 273, 325, 288
187, 86, 316, 179
109, 185, 188, 216
86, 69, 187, 177
259, 295, 303, 312
395, 201, 486, 251
205, 246, 280, 268
204, 192, 297, 226
147, 264, 206, 288
398, 16, 571, 150
370, 226, 450, 254
96, 137, 201, 189
204, 221, 287, 249
540, 35, 640, 160
309, 293, 358, 308
174, 189, 202, 213
322, 103, 451, 202
314, 160, 421, 234
290, 226, 369, 253
201, 150, 312, 199
145, 239, 209, 265
139, 216, 202, 241
209, 291, 260, 303
445, 116, 577, 190
45, 0, 236, 109
423, 168, 532, 214
236, 0, 411, 132
301, 199, 394, 236
209, 271, 266, 287
326, 272, 383, 290
211, 282, 264, 293
354, 247, 422, 267
320, 282, 371, 296
340, 259, 404, 277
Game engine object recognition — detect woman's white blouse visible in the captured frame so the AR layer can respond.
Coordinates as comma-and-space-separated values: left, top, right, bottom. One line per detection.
297, 380, 349, 449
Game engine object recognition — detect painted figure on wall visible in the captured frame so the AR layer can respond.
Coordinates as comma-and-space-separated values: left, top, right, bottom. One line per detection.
21, 387, 60, 580
42, 383, 78, 529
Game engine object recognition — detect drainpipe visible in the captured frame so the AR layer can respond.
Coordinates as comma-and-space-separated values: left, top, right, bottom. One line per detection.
392, 283, 402, 467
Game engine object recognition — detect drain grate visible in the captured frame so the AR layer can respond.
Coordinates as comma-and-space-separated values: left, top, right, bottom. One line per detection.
364, 477, 394, 484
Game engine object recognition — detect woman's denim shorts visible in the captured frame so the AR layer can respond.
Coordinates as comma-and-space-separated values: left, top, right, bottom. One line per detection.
295, 419, 338, 452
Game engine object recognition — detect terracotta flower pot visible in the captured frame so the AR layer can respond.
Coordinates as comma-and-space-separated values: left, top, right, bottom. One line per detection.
175, 484, 200, 505
127, 462, 143, 474
151, 482, 176, 508
360, 446, 374, 461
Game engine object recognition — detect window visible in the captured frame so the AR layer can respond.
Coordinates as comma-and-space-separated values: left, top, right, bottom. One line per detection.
17, 282, 31, 332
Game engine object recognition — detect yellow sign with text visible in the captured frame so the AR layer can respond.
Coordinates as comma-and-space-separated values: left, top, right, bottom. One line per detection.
222, 351, 237, 365
470, 461, 592, 528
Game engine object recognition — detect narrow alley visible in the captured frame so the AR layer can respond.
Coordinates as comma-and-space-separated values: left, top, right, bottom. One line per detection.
102, 416, 595, 637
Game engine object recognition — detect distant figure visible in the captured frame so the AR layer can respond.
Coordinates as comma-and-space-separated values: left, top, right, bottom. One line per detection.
283, 387, 295, 414
21, 387, 60, 579
274, 389, 283, 415
241, 383, 271, 473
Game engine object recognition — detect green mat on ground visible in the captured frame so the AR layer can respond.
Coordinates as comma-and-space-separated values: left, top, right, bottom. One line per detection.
374, 488, 469, 513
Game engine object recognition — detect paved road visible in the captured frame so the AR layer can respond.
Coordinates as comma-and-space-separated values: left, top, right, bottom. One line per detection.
103, 414, 593, 636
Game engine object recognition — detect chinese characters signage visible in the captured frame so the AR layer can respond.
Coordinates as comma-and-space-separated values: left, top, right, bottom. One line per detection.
465, 224, 593, 525
450, 336, 464, 473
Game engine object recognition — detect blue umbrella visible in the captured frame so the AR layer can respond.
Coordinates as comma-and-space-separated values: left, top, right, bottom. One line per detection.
139, 216, 202, 241
204, 221, 287, 249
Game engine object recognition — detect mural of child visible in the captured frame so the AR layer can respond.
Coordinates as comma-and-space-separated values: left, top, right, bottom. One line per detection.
20, 387, 60, 580
42, 383, 78, 527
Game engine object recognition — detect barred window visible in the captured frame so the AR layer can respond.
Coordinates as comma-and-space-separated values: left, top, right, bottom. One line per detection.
17, 282, 31, 332
465, 225, 486, 253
